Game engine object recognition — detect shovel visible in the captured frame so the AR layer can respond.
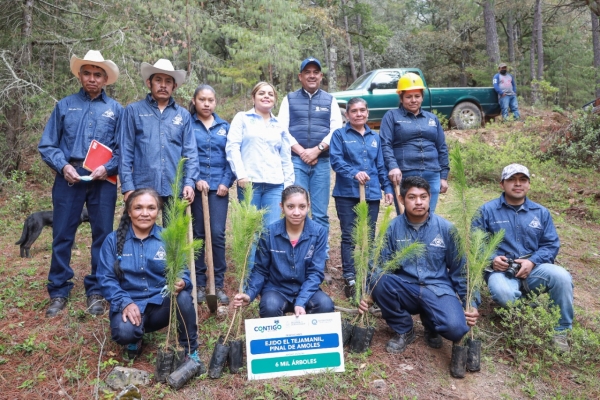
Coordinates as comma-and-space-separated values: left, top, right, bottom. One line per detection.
394, 184, 405, 215
202, 191, 218, 313
359, 182, 366, 202
186, 206, 199, 320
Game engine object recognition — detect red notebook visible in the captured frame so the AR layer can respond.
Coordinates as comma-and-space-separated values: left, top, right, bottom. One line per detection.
83, 140, 118, 184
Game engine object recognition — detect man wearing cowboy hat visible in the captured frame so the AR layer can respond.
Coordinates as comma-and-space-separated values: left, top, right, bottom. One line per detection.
39, 50, 123, 317
119, 59, 197, 209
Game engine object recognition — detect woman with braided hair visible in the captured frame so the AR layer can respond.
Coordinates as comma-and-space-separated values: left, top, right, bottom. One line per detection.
97, 188, 200, 362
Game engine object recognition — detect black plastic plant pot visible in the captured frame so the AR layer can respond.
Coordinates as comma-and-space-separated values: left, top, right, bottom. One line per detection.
341, 319, 354, 346
172, 348, 186, 372
450, 344, 468, 379
167, 357, 204, 390
227, 339, 244, 374
466, 338, 481, 372
349, 325, 375, 353
208, 336, 230, 379
156, 348, 175, 383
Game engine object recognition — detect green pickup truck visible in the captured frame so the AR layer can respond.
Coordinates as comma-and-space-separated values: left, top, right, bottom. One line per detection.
330, 68, 501, 129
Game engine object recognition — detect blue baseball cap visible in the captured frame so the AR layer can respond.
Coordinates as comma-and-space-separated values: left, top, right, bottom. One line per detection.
300, 57, 322, 73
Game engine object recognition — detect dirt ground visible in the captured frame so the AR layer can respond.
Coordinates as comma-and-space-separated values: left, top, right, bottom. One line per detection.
0, 108, 598, 399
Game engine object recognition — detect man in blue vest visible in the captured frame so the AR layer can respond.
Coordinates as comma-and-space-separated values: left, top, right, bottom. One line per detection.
278, 57, 343, 277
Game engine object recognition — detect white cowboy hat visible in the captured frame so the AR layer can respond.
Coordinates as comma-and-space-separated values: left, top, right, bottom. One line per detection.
70, 50, 119, 85
140, 59, 187, 85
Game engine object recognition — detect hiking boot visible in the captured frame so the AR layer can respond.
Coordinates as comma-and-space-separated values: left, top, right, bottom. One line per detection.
385, 328, 416, 354
552, 333, 570, 352
124, 339, 143, 360
46, 297, 68, 318
86, 294, 106, 316
188, 350, 207, 375
344, 278, 356, 300
216, 288, 230, 305
423, 328, 443, 349
197, 286, 206, 304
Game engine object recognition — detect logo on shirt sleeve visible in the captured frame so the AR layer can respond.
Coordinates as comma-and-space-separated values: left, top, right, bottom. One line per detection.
154, 246, 166, 260
429, 234, 446, 248
304, 245, 314, 259
102, 109, 116, 120
172, 114, 183, 126
529, 217, 542, 229
428, 118, 437, 127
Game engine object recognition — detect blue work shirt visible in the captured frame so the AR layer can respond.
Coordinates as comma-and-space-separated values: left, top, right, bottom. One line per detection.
372, 213, 467, 304
246, 218, 327, 308
330, 124, 393, 201
379, 106, 450, 179
38, 88, 123, 176
119, 94, 198, 196
97, 224, 191, 314
472, 194, 560, 267
193, 112, 234, 189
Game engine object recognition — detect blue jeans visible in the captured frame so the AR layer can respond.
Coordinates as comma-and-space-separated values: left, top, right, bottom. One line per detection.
486, 263, 573, 330
191, 189, 229, 288
259, 290, 334, 318
334, 196, 380, 279
397, 170, 441, 214
292, 155, 331, 257
238, 182, 284, 274
499, 95, 520, 120
109, 290, 198, 354
48, 167, 116, 299
372, 274, 469, 342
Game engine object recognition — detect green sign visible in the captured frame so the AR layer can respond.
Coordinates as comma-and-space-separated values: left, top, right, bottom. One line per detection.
251, 352, 341, 374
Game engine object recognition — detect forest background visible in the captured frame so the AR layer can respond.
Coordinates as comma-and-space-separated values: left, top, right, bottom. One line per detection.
1, 0, 600, 177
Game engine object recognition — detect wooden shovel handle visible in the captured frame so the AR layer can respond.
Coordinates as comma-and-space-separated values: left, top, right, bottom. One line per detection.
202, 191, 216, 295
186, 205, 199, 320
394, 184, 405, 215
359, 183, 366, 202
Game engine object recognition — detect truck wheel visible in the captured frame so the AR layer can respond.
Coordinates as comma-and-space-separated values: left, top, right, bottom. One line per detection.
451, 102, 482, 129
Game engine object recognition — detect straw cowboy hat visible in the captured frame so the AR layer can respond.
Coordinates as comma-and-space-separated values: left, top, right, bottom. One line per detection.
70, 50, 119, 85
140, 59, 187, 84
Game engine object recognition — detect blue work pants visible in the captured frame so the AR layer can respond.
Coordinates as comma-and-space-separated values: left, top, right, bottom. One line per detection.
259, 290, 334, 318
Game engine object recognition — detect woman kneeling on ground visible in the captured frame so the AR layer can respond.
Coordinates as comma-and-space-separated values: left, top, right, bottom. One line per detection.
232, 185, 334, 317
97, 188, 201, 363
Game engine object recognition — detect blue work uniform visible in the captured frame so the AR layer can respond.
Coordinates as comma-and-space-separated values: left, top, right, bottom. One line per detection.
97, 224, 197, 352
38, 88, 122, 299
472, 194, 573, 330
379, 106, 449, 213
190, 112, 232, 288
245, 218, 334, 317
330, 123, 393, 279
371, 213, 470, 342
119, 94, 198, 197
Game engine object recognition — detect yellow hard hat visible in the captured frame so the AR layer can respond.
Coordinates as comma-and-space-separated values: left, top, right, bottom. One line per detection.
397, 72, 425, 92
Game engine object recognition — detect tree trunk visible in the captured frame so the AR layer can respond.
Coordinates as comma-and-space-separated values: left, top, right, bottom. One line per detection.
534, 0, 543, 80
21, 0, 34, 65
482, 0, 500, 66
329, 46, 338, 92
530, 34, 540, 104
357, 13, 366, 76
592, 10, 600, 98
507, 9, 516, 63
342, 0, 357, 81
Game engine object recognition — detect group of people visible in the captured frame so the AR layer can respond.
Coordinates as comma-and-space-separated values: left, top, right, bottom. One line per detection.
37, 49, 573, 375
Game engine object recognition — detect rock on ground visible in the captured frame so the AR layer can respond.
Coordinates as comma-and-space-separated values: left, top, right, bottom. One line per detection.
105, 367, 150, 391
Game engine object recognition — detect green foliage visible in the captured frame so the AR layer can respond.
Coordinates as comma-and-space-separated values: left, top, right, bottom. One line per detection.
432, 109, 449, 130
228, 184, 265, 292
541, 111, 600, 170
351, 201, 371, 305
531, 79, 560, 106
160, 158, 203, 349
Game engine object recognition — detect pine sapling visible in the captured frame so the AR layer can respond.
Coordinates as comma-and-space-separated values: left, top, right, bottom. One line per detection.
160, 158, 203, 352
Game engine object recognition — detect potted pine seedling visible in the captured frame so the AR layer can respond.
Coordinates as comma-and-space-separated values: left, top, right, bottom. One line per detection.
208, 184, 264, 378
348, 197, 425, 353
155, 159, 204, 385
447, 146, 504, 378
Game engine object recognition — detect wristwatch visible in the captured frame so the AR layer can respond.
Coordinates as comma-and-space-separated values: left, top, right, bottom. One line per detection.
318, 143, 325, 151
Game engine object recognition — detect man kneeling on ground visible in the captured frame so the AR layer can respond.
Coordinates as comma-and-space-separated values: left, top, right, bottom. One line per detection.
359, 176, 478, 376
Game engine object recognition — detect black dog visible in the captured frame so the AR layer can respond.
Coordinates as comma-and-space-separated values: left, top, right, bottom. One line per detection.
15, 208, 90, 258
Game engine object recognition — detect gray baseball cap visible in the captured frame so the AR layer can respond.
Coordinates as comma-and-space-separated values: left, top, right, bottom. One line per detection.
498, 62, 508, 69
501, 163, 530, 181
